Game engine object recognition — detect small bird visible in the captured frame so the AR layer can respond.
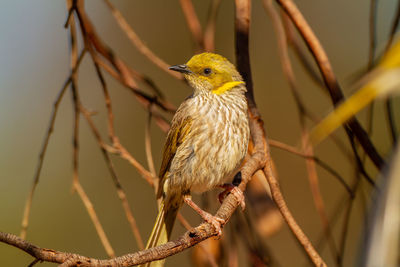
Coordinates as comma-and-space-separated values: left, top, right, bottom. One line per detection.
143, 53, 250, 266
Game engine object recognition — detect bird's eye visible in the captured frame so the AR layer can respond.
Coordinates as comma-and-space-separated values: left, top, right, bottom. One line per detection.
203, 68, 212, 75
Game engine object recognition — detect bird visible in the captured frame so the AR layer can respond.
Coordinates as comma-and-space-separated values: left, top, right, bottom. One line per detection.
143, 52, 250, 266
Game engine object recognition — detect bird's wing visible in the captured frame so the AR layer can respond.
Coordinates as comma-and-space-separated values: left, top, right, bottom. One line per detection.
157, 115, 193, 198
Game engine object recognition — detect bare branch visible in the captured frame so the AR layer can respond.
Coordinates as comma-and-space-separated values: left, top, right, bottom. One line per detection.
385, 0, 400, 52
263, 1, 339, 263
68, 10, 116, 257
20, 49, 86, 239
103, 0, 182, 80
204, 0, 222, 52
276, 0, 384, 170
179, 0, 204, 52
0, 111, 267, 266
145, 111, 157, 178
73, 181, 116, 258
83, 61, 146, 249
236, 0, 325, 265
368, 0, 378, 70
74, 1, 173, 133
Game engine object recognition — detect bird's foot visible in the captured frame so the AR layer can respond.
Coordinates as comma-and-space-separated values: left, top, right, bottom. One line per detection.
201, 212, 225, 237
183, 195, 225, 237
218, 184, 245, 210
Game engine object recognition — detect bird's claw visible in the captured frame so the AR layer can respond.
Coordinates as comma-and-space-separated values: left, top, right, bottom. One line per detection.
183, 195, 225, 237
202, 212, 225, 237
219, 184, 246, 210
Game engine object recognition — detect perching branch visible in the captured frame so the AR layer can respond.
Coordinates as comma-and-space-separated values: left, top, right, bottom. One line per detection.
0, 106, 267, 266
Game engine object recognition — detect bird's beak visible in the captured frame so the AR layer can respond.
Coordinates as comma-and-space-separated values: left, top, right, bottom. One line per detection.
169, 64, 192, 74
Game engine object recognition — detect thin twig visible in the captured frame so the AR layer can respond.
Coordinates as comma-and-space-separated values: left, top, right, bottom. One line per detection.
385, 99, 398, 144
68, 11, 115, 257
236, 0, 325, 265
337, 173, 362, 266
179, 0, 204, 52
145, 111, 157, 178
236, 206, 274, 265
28, 258, 40, 267
204, 0, 222, 52
368, 0, 377, 70
269, 139, 352, 195
385, 0, 400, 52
20, 49, 86, 239
364, 0, 378, 142
74, 2, 172, 133
110, 141, 155, 186
282, 14, 325, 88
276, 15, 354, 159
70, 1, 80, 187
89, 60, 146, 249
263, 137, 327, 266
302, 133, 340, 265
73, 181, 116, 258
81, 106, 145, 250
276, 0, 384, 170
264, 0, 338, 263
93, 55, 174, 116
383, 3, 400, 143
103, 0, 182, 80
81, 47, 157, 186
235, 0, 256, 110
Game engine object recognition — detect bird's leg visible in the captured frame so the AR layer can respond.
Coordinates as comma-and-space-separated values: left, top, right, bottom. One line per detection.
218, 184, 246, 210
232, 171, 242, 186
183, 195, 224, 236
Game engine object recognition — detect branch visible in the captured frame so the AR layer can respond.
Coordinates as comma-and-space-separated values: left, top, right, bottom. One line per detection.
236, 0, 326, 266
0, 111, 266, 266
276, 0, 385, 170
179, 0, 204, 52
368, 0, 378, 70
103, 0, 182, 80
20, 49, 86, 239
235, 0, 256, 111
74, 0, 175, 133
385, 0, 400, 53
263, 1, 339, 263
5, 1, 332, 266
204, 0, 222, 52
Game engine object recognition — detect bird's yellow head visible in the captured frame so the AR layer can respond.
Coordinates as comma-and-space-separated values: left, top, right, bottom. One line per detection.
169, 53, 245, 95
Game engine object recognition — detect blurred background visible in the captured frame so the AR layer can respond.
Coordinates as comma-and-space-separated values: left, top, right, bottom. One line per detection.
0, 0, 399, 266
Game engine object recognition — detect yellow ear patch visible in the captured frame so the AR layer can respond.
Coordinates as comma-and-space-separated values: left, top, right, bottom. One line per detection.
212, 81, 244, 95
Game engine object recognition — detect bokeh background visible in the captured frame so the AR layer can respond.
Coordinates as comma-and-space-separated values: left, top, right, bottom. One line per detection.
1, 0, 399, 266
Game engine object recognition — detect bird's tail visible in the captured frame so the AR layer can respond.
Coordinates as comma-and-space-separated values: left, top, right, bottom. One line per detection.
141, 197, 181, 267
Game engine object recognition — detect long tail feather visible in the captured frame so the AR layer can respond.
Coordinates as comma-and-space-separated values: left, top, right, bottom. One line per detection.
141, 198, 181, 267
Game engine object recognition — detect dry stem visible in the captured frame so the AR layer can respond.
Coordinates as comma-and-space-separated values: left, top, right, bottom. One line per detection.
276, 0, 384, 170
103, 0, 182, 80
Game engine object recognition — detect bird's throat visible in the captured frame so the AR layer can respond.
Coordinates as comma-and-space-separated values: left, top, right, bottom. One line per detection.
212, 81, 244, 95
